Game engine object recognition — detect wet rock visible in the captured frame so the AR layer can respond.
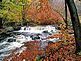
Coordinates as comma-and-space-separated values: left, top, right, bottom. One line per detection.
13, 26, 21, 31
5, 27, 14, 32
48, 41, 54, 43
31, 35, 40, 40
0, 33, 7, 41
0, 30, 15, 41
7, 38, 16, 42
42, 30, 48, 33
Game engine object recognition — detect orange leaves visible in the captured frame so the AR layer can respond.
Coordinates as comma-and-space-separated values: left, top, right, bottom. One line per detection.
43, 40, 79, 61
25, 0, 63, 25
3, 38, 81, 61
47, 34, 62, 39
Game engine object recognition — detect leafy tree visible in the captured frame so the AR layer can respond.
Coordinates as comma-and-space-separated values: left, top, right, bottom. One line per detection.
21, 0, 32, 26
0, 0, 22, 27
26, 0, 64, 25
0, 0, 32, 27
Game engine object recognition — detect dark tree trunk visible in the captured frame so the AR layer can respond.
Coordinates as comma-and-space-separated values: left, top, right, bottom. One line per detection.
0, 0, 2, 2
22, 5, 25, 26
65, 0, 68, 29
0, 0, 3, 28
66, 0, 81, 52
22, 0, 26, 26
0, 18, 3, 28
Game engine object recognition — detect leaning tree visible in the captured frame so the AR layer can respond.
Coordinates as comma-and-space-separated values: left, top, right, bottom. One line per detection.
66, 0, 81, 52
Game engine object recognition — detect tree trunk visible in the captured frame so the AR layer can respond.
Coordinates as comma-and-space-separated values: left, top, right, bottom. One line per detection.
22, 0, 26, 26
65, 0, 68, 29
0, 0, 2, 2
0, 18, 3, 28
0, 0, 3, 28
22, 5, 25, 26
66, 0, 81, 52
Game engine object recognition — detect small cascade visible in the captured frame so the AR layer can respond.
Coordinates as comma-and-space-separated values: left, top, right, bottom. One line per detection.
0, 25, 60, 60
15, 25, 58, 34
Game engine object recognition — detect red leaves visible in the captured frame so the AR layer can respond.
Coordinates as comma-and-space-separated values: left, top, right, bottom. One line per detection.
26, 0, 63, 25
3, 38, 81, 61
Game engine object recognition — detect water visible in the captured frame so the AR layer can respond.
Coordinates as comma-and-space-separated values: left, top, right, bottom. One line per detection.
0, 25, 60, 61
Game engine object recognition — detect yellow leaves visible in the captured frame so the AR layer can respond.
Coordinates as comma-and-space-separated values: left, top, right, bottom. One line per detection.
27, 15, 32, 18
27, 0, 32, 2
37, 5, 41, 10
60, 24, 66, 30
27, 0, 32, 5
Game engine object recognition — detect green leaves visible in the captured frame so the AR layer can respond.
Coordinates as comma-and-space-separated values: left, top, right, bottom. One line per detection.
0, 0, 22, 22
36, 58, 42, 61
0, 0, 33, 26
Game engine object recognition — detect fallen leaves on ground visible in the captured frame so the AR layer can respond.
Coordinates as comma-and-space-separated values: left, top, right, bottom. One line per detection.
3, 24, 81, 61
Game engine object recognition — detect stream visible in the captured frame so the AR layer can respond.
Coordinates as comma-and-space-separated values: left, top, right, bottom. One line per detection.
0, 25, 60, 61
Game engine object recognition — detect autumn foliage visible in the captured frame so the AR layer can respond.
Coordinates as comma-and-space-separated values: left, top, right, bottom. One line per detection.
2, 0, 81, 61
25, 0, 64, 25
3, 26, 81, 61
3, 33, 81, 61
47, 34, 62, 39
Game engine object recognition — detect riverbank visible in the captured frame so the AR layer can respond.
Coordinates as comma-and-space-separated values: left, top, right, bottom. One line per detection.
3, 35, 81, 61
2, 26, 81, 61
0, 25, 60, 60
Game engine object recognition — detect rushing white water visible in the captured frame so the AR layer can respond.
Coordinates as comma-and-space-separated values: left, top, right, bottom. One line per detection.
0, 25, 60, 60
15, 25, 58, 33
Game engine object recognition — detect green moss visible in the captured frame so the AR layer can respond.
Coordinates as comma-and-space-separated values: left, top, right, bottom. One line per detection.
77, 51, 81, 55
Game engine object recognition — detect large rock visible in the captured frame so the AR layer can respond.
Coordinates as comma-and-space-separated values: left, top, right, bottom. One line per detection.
5, 27, 14, 32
